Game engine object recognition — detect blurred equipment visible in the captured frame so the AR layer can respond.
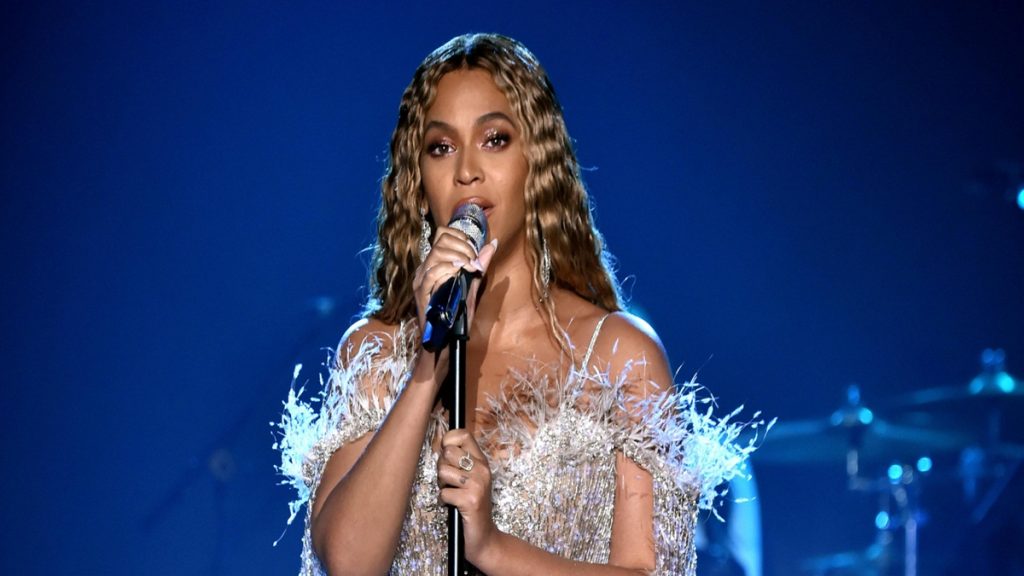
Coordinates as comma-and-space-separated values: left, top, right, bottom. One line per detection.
887, 348, 1023, 450
696, 470, 762, 576
888, 349, 1024, 575
887, 348, 1023, 524
943, 459, 1024, 576
753, 384, 969, 469
755, 385, 938, 576
760, 350, 1024, 576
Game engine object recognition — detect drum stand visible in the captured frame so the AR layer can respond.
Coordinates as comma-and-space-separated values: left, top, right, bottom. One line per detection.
835, 383, 922, 576
846, 449, 924, 576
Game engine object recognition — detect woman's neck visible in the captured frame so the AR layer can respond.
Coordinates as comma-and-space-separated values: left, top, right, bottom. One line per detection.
470, 237, 545, 336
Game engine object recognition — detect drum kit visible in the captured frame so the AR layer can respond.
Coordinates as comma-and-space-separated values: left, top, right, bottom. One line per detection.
754, 349, 1024, 576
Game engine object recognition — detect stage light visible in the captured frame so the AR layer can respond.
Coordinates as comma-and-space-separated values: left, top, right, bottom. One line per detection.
875, 511, 891, 530
1017, 186, 1024, 210
887, 464, 903, 483
916, 456, 932, 473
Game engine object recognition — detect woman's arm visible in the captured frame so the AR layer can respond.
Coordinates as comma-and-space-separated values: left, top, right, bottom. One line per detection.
476, 455, 656, 575
312, 229, 496, 575
310, 320, 443, 576
438, 430, 656, 576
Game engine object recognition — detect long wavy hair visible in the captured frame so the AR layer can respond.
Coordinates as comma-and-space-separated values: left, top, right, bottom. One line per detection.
365, 33, 622, 348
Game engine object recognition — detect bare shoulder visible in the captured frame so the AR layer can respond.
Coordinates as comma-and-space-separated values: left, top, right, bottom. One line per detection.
589, 311, 673, 393
596, 311, 667, 359
335, 316, 405, 365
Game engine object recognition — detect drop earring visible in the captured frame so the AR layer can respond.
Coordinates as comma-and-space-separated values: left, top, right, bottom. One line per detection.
419, 207, 432, 263
540, 236, 551, 299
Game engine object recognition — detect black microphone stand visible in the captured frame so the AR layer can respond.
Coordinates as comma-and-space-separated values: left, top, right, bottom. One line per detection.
445, 295, 474, 576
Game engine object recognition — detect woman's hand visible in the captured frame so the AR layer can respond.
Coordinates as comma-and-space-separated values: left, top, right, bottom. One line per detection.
413, 225, 479, 335
412, 226, 498, 337
437, 429, 501, 567
411, 225, 497, 385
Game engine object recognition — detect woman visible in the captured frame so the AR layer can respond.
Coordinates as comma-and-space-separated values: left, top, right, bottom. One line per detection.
277, 33, 756, 575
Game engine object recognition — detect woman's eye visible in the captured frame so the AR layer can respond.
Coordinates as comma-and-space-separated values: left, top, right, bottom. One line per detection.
426, 141, 455, 157
483, 132, 510, 149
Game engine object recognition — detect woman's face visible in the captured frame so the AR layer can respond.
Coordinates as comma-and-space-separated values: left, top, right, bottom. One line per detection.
419, 68, 529, 251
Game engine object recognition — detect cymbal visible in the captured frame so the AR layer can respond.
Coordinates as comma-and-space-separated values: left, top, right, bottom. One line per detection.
753, 414, 970, 465
887, 349, 1022, 409
889, 376, 1023, 408
885, 367, 1024, 444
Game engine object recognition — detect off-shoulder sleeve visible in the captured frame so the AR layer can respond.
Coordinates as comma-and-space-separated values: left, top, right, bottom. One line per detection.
272, 324, 417, 527
619, 372, 769, 512
615, 368, 772, 574
477, 356, 770, 576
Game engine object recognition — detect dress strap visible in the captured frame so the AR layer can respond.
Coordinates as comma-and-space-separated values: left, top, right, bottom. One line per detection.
579, 313, 611, 372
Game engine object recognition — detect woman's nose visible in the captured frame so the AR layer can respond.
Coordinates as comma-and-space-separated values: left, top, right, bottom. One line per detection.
455, 147, 483, 186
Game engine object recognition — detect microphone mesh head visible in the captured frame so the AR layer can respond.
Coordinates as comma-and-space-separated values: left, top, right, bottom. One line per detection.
449, 203, 488, 252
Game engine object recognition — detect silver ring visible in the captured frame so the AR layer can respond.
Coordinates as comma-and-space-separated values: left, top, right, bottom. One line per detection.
458, 453, 474, 472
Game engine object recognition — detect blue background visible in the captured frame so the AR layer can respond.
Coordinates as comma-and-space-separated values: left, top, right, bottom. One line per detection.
3, 1, 1022, 574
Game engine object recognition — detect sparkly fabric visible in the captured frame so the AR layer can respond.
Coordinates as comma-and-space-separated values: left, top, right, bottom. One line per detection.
274, 322, 763, 575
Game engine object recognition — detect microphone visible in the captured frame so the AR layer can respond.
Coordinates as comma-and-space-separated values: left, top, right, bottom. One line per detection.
422, 203, 488, 352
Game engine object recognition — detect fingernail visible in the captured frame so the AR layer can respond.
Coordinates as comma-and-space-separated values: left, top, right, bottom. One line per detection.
470, 258, 483, 270
490, 238, 499, 250
452, 259, 465, 268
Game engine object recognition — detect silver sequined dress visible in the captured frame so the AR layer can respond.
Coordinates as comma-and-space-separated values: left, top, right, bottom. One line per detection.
275, 319, 760, 575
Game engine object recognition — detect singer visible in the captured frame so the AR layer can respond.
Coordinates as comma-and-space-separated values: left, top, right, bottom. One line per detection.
276, 33, 757, 576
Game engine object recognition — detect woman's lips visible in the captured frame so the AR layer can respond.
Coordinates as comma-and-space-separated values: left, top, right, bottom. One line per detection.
455, 197, 494, 218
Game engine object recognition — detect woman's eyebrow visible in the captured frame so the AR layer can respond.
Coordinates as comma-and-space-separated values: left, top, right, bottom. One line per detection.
424, 111, 516, 133
474, 111, 515, 126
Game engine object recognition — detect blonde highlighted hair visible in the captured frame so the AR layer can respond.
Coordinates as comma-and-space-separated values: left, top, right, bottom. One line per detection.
365, 33, 622, 345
